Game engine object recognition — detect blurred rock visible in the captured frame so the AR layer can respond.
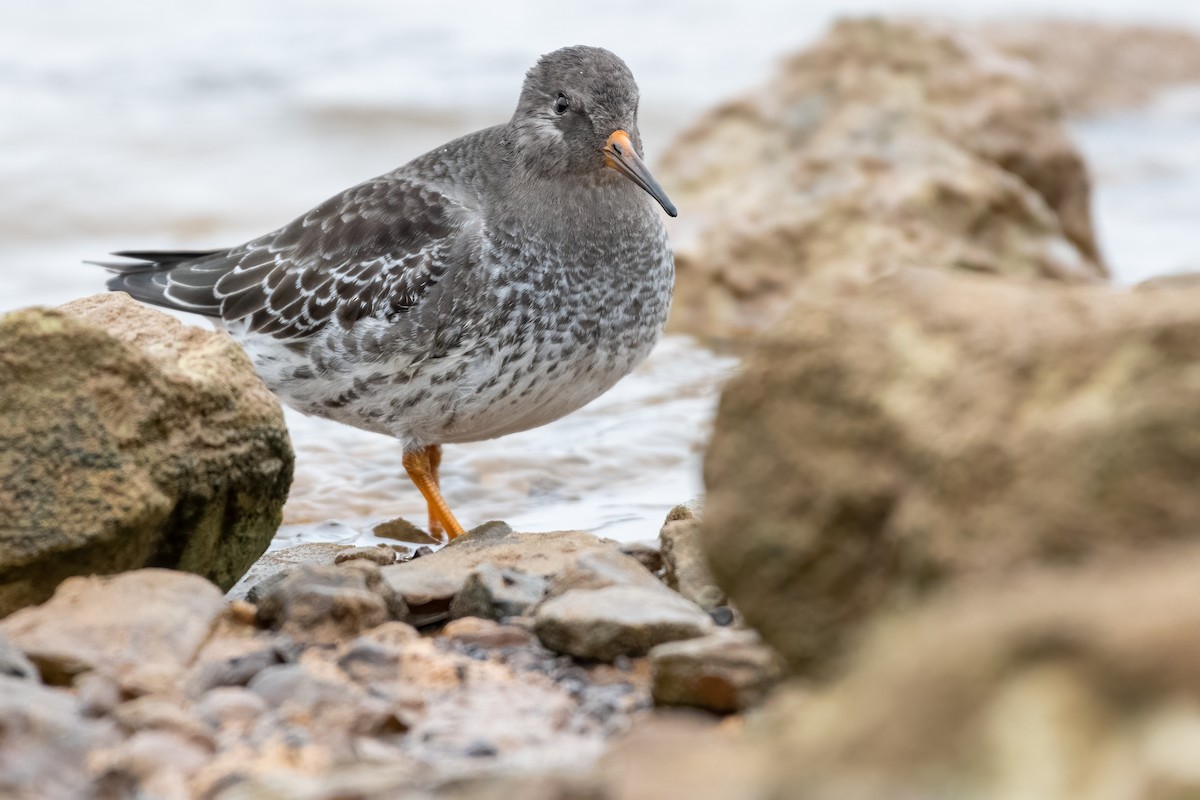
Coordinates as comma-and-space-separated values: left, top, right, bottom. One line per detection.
0, 675, 120, 800
0, 634, 37, 681
705, 268, 1200, 672
981, 20, 1200, 116
441, 617, 537, 649
0, 569, 224, 685
658, 18, 1105, 340
751, 548, 1200, 800
617, 541, 663, 575
536, 585, 714, 662
650, 630, 784, 713
659, 518, 724, 611
449, 564, 547, 621
255, 562, 406, 643
0, 293, 292, 616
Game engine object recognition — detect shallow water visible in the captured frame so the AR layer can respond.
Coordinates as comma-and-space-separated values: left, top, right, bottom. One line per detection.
3, 1, 1200, 543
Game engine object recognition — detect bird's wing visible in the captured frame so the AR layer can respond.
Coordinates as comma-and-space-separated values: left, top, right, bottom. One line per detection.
156, 175, 480, 340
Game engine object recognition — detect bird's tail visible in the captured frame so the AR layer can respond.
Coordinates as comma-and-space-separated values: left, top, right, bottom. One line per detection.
89, 249, 229, 316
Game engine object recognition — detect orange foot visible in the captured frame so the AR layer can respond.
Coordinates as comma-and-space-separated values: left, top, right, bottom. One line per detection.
402, 444, 466, 540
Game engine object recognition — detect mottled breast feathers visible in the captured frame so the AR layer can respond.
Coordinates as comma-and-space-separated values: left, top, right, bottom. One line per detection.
161, 177, 479, 340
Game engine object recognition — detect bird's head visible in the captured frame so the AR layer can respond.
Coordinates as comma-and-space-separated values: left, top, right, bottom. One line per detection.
510, 45, 677, 217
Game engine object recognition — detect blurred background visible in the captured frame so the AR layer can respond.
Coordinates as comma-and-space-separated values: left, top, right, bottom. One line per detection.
4, 0, 1200, 543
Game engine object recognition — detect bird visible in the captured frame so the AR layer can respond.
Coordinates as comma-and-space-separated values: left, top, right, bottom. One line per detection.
95, 45, 677, 541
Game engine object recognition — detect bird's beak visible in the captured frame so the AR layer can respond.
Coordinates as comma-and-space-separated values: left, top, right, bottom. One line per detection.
603, 130, 678, 218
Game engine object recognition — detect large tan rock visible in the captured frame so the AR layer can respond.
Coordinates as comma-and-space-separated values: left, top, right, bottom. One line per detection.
755, 548, 1200, 800
659, 18, 1106, 340
704, 268, 1200, 672
0, 293, 292, 615
0, 569, 225, 685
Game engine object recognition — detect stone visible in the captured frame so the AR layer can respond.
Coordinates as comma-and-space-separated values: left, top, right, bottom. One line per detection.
704, 267, 1200, 673
659, 518, 724, 611
0, 633, 37, 681
0, 674, 121, 800
448, 563, 548, 620
441, 617, 538, 649
535, 585, 715, 662
546, 547, 666, 598
91, 729, 211, 800
381, 523, 619, 617
0, 294, 292, 616
0, 569, 225, 685
649, 630, 785, 713
193, 687, 269, 729
228, 542, 351, 602
186, 645, 284, 694
618, 541, 663, 575
254, 563, 404, 644
112, 695, 215, 749
748, 547, 1200, 800
333, 545, 398, 566
247, 663, 408, 738
657, 18, 1105, 341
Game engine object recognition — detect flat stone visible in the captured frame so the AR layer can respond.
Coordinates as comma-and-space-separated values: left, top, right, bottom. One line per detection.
334, 545, 398, 566
535, 585, 715, 662
546, 547, 666, 598
650, 629, 785, 713
0, 569, 225, 685
380, 524, 618, 616
441, 617, 538, 649
449, 564, 547, 620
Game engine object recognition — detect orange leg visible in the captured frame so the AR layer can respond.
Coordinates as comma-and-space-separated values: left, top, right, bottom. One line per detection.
403, 445, 466, 540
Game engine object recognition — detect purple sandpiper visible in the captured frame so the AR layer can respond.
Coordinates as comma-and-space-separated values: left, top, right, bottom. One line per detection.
96, 46, 676, 539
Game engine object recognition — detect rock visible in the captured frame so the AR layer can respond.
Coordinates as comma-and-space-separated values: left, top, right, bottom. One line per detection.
0, 675, 121, 799
255, 563, 405, 644
617, 541, 663, 575
0, 633, 37, 681
448, 564, 547, 621
704, 267, 1200, 673
747, 547, 1200, 800
657, 18, 1105, 341
980, 20, 1200, 116
186, 644, 284, 694
536, 585, 715, 662
334, 545, 398, 566
91, 729, 211, 800
193, 686, 268, 729
112, 695, 214, 749
441, 617, 538, 649
0, 294, 292, 616
381, 523, 619, 618
0, 569, 225, 685
546, 547, 666, 598
659, 518, 724, 611
247, 663, 408, 738
649, 630, 785, 713
228, 542, 351, 603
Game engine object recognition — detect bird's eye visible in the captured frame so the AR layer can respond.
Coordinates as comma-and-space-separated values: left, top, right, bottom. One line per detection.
554, 93, 570, 115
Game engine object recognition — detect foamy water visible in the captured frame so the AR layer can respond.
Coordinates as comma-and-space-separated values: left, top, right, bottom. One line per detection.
3, 1, 1200, 543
